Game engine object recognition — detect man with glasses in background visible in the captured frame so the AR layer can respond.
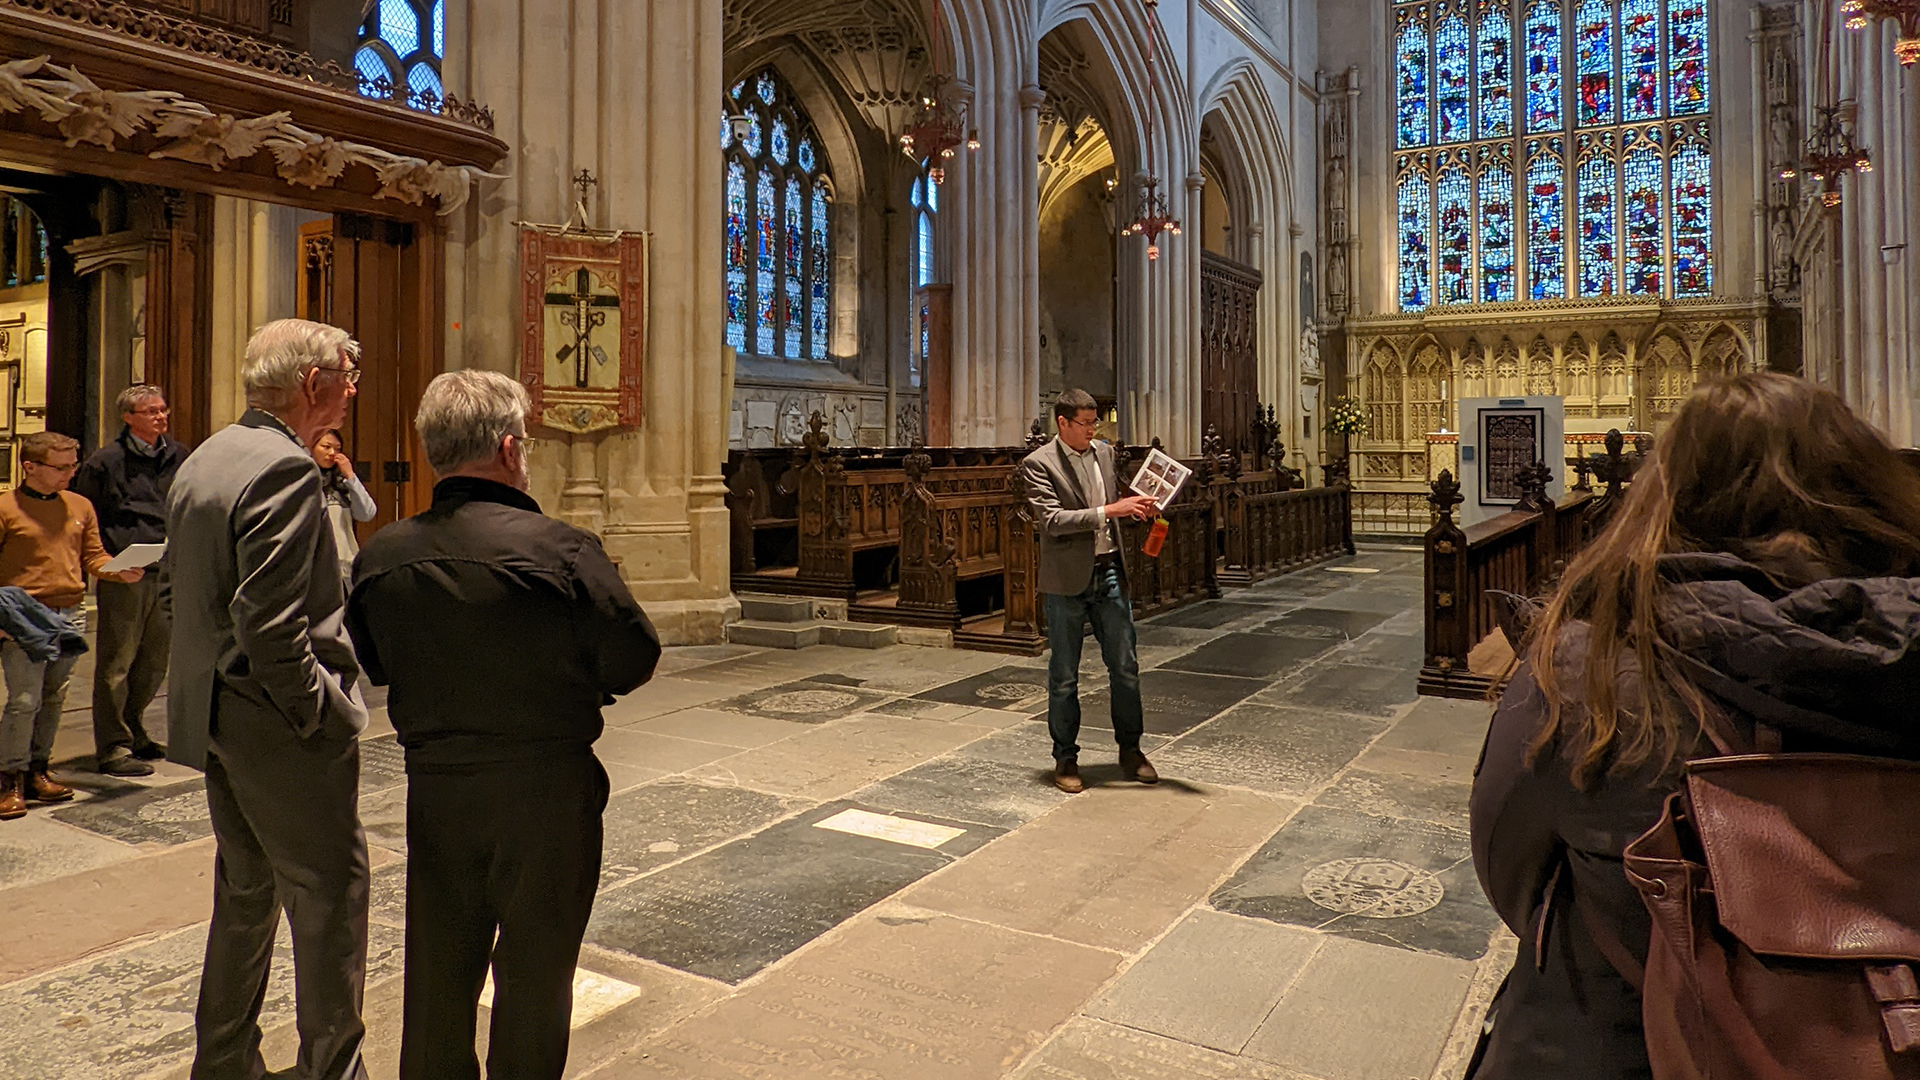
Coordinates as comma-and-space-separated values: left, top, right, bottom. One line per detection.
0, 431, 146, 818
167, 318, 372, 1080
73, 385, 184, 777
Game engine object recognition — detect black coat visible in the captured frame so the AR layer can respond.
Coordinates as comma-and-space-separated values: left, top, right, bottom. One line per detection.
1468, 553, 1920, 1080
72, 427, 184, 555
346, 476, 661, 771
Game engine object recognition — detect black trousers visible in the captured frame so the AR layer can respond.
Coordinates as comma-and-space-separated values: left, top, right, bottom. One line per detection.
400, 754, 609, 1080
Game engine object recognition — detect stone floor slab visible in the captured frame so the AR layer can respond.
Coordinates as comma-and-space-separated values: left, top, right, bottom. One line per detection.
592, 727, 746, 774
954, 725, 1174, 770
1152, 704, 1389, 797
706, 678, 899, 724
1139, 601, 1271, 630
687, 713, 990, 801
626, 707, 810, 748
1242, 935, 1474, 1080
852, 754, 1070, 830
1210, 805, 1500, 961
914, 665, 1055, 711
0, 840, 213, 986
600, 778, 810, 889
1253, 607, 1393, 641
1087, 909, 1321, 1053
48, 778, 211, 847
1327, 630, 1426, 670
1072, 668, 1269, 737
1257, 660, 1421, 718
602, 677, 741, 726
599, 913, 1120, 1080
1372, 695, 1497, 761
1316, 764, 1474, 827
1158, 633, 1335, 680
586, 801, 998, 984
0, 811, 140, 892
1012, 1017, 1313, 1080
901, 784, 1291, 952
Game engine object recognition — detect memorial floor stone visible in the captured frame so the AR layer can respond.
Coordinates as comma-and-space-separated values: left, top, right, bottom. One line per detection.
1210, 805, 1501, 960
1071, 667, 1269, 736
358, 733, 408, 793
1241, 935, 1474, 1080
1087, 909, 1320, 1053
1159, 632, 1335, 680
599, 778, 808, 889
852, 754, 1070, 830
48, 778, 211, 847
914, 665, 1055, 710
1316, 764, 1473, 826
1140, 600, 1270, 630
1151, 703, 1389, 797
1254, 606, 1393, 640
1014, 1016, 1313, 1080
708, 678, 897, 723
1259, 659, 1420, 718
585, 801, 1000, 983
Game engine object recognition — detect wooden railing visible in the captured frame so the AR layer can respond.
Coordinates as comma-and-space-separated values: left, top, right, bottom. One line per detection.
1419, 432, 1641, 699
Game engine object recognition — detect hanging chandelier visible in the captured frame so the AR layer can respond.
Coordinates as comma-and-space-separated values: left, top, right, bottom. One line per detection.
1123, 0, 1182, 259
1840, 0, 1920, 67
1782, 104, 1871, 206
897, 0, 979, 184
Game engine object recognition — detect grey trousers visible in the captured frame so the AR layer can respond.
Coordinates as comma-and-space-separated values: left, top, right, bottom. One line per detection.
193, 686, 370, 1080
93, 575, 170, 759
0, 608, 83, 772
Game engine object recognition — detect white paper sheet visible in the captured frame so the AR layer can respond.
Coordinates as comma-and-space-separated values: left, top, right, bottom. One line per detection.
101, 543, 166, 573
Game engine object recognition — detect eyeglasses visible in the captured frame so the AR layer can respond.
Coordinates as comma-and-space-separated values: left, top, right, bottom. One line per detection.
1063, 416, 1099, 430
130, 405, 170, 416
312, 365, 361, 386
24, 460, 78, 474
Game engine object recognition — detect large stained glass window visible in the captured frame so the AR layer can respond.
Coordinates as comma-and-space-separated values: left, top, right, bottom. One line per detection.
722, 68, 834, 360
1392, 0, 1712, 310
908, 168, 938, 387
354, 0, 444, 108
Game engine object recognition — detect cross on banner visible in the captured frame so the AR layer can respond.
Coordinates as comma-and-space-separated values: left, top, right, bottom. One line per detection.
545, 267, 620, 388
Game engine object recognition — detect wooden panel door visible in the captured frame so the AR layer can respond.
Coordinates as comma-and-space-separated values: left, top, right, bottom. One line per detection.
297, 213, 440, 533
1200, 252, 1262, 457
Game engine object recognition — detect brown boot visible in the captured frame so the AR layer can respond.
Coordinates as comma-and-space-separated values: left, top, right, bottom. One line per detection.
0, 773, 26, 820
27, 769, 73, 804
1120, 748, 1159, 784
1054, 757, 1085, 794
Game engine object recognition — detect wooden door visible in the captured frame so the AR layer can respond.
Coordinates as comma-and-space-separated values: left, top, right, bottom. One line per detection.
296, 213, 440, 533
1200, 252, 1262, 457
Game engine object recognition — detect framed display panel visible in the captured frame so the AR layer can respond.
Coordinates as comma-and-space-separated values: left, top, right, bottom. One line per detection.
518, 227, 648, 434
1478, 405, 1544, 506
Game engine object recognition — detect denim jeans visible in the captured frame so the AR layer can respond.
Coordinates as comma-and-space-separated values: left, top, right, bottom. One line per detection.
0, 606, 83, 772
1043, 562, 1145, 762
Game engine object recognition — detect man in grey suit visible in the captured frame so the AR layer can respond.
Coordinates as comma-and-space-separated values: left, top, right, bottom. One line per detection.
167, 318, 368, 1080
1018, 389, 1161, 794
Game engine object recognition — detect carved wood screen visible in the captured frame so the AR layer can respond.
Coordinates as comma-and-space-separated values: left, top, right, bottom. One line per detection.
1200, 252, 1261, 456
296, 213, 441, 533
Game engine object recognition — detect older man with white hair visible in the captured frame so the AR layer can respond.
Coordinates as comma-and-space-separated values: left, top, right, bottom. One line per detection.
167, 318, 370, 1080
347, 369, 658, 1080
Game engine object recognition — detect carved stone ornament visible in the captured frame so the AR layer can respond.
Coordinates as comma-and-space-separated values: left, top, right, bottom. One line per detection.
0, 55, 503, 213
519, 226, 648, 434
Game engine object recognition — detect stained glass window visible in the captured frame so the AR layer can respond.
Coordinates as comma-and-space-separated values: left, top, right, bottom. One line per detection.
1398, 166, 1433, 310
1577, 150, 1617, 296
908, 165, 940, 385
721, 68, 834, 360
1436, 163, 1473, 302
355, 0, 442, 110
1526, 147, 1566, 298
1396, 5, 1431, 148
1622, 134, 1664, 294
1392, 0, 1712, 308
1671, 139, 1712, 295
1478, 157, 1517, 301
1436, 14, 1472, 143
1477, 1, 1513, 139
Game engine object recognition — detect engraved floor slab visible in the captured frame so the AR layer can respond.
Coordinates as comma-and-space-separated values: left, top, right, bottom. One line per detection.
1372, 694, 1497, 760
1254, 607, 1393, 640
1316, 764, 1474, 826
1328, 630, 1426, 670
1210, 805, 1500, 960
688, 712, 991, 801
610, 913, 1120, 1080
707, 678, 897, 723
599, 778, 810, 888
902, 784, 1292, 952
1151, 703, 1389, 796
585, 801, 999, 983
47, 778, 210, 846
1258, 660, 1421, 718
1158, 632, 1337, 680
913, 665, 1055, 710
1088, 909, 1321, 1053
1072, 668, 1269, 736
625, 707, 810, 748
851, 754, 1070, 830
1242, 935, 1475, 1080
1012, 1017, 1314, 1080
0, 811, 140, 892
358, 734, 408, 793
1140, 601, 1271, 630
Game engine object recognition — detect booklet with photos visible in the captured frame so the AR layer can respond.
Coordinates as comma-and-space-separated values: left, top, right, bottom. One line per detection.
1128, 448, 1192, 511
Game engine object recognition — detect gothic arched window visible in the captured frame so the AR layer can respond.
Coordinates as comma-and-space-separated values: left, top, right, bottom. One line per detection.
355, 0, 444, 104
908, 168, 938, 386
1394, 0, 1711, 310
723, 69, 833, 361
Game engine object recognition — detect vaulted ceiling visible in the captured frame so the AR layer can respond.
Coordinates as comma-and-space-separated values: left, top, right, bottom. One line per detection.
724, 0, 930, 138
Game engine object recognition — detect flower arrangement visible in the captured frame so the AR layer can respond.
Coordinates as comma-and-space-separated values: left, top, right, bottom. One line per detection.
1324, 395, 1368, 436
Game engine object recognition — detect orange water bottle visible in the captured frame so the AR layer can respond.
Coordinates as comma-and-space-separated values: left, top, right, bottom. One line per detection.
1142, 516, 1169, 557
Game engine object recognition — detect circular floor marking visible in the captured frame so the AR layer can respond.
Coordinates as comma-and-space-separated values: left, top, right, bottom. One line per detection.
975, 682, 1047, 701
135, 795, 208, 825
757, 689, 861, 713
1301, 857, 1444, 918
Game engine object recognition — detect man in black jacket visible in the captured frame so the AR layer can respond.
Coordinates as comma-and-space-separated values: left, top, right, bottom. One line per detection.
72, 384, 183, 776
346, 370, 659, 1080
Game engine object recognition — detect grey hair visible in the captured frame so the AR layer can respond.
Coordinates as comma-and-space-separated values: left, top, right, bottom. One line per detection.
243, 319, 360, 409
414, 370, 531, 474
115, 383, 165, 416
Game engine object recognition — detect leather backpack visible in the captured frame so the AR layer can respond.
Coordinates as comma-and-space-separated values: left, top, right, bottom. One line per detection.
1615, 750, 1920, 1079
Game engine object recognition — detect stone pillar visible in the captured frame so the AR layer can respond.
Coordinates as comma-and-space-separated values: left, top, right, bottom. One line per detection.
207, 198, 303, 431
447, 0, 736, 642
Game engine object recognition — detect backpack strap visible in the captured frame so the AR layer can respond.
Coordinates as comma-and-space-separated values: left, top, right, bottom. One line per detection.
1866, 964, 1920, 1053
1534, 854, 1647, 993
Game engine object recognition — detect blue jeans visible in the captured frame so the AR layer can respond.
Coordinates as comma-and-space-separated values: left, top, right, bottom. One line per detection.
1043, 562, 1145, 762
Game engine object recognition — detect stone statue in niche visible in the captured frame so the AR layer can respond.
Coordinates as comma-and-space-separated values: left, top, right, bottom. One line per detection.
1327, 244, 1348, 316
832, 401, 858, 444
1299, 325, 1321, 376
1769, 210, 1795, 290
778, 398, 806, 446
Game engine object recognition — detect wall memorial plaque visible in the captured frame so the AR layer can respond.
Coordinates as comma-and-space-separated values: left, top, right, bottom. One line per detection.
1480, 408, 1543, 504
519, 226, 648, 434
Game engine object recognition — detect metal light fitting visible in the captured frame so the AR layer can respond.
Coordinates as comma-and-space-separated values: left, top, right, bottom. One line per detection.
1841, 0, 1920, 66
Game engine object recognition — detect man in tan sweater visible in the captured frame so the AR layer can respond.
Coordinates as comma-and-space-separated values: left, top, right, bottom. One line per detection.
0, 431, 143, 819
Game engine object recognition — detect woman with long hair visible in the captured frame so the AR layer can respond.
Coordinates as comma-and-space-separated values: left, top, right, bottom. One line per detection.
1468, 372, 1920, 1078
313, 428, 376, 582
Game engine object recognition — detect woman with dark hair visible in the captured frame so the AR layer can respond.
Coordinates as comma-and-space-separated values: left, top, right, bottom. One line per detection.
1468, 372, 1920, 1078
313, 429, 376, 581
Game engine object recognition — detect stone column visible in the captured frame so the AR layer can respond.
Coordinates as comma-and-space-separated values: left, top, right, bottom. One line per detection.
447, 0, 736, 642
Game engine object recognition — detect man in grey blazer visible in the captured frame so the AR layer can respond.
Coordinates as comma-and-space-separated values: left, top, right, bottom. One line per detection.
1018, 389, 1161, 793
167, 318, 369, 1080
